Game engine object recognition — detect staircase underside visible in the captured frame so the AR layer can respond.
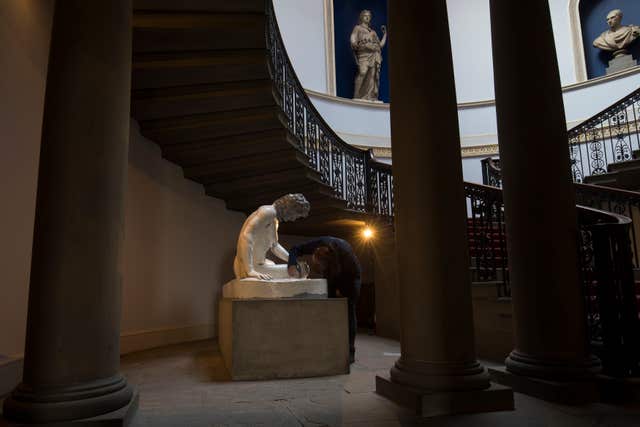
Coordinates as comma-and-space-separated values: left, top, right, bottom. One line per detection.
131, 0, 379, 236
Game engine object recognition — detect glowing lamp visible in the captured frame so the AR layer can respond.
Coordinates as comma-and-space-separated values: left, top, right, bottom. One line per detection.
362, 227, 374, 240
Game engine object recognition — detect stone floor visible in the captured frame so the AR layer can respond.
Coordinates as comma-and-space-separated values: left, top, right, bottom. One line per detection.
121, 333, 640, 427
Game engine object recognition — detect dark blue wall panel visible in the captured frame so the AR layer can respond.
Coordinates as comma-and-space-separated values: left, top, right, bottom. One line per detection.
580, 0, 640, 79
334, 0, 389, 102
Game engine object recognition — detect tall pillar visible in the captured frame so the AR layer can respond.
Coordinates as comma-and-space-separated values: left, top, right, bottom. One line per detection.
2, 1, 137, 424
375, 0, 513, 416
488, 0, 600, 402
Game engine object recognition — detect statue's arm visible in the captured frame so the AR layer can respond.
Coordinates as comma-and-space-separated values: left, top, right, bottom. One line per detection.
271, 243, 289, 262
237, 208, 272, 280
380, 25, 387, 48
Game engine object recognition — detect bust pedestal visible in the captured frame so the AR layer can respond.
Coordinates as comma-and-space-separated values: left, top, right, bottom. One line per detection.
606, 53, 637, 74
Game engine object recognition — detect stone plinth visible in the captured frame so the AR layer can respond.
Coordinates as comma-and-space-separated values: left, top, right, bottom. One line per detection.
219, 298, 349, 380
222, 278, 327, 299
376, 375, 514, 417
606, 54, 638, 74
489, 367, 598, 404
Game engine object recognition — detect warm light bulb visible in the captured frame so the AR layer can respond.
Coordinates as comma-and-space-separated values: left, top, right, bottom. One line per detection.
362, 227, 374, 240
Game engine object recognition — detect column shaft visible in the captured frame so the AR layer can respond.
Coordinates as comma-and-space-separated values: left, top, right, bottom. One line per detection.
387, 0, 488, 391
3, 0, 135, 423
489, 0, 599, 379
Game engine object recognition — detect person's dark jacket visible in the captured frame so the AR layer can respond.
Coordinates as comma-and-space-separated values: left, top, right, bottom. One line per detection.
287, 236, 361, 298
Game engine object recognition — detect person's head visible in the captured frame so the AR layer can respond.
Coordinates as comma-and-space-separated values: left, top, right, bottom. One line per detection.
359, 10, 372, 25
606, 9, 623, 30
273, 193, 310, 222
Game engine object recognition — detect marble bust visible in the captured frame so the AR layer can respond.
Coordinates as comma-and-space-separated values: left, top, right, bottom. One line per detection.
233, 193, 310, 280
350, 9, 387, 102
593, 9, 640, 57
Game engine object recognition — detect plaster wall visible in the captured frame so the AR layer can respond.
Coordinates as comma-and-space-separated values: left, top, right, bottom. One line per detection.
121, 124, 245, 354
0, 0, 55, 359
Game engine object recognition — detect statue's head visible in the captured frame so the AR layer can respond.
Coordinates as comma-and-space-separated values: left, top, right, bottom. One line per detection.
359, 10, 372, 25
273, 193, 310, 222
606, 9, 623, 30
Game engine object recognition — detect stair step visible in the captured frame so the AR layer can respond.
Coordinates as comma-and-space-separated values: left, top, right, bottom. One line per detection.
133, 13, 266, 53
139, 106, 285, 145
607, 158, 640, 173
184, 150, 309, 184
132, 79, 278, 120
161, 128, 294, 166
133, 0, 265, 13
132, 49, 269, 89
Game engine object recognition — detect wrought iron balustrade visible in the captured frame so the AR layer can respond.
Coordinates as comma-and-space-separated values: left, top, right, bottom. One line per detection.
265, 1, 392, 216
464, 182, 510, 297
569, 88, 640, 183
578, 207, 640, 377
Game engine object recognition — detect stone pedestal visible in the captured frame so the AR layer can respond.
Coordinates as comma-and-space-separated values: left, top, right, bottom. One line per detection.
489, 367, 597, 405
218, 298, 349, 380
376, 375, 513, 417
222, 278, 327, 299
606, 54, 638, 74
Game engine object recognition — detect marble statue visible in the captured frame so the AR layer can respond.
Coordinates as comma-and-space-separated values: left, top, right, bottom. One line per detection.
350, 9, 387, 102
593, 9, 640, 74
233, 193, 310, 280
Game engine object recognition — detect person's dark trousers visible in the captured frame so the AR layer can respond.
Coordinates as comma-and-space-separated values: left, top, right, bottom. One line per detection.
347, 296, 358, 363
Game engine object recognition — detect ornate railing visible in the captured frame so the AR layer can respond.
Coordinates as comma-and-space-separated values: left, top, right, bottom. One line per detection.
578, 207, 640, 377
568, 88, 640, 183
265, 1, 393, 216
481, 160, 640, 269
465, 183, 510, 297
465, 183, 640, 376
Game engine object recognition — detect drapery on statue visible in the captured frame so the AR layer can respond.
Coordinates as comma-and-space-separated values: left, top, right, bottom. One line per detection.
350, 9, 387, 102
233, 194, 310, 280
593, 9, 640, 57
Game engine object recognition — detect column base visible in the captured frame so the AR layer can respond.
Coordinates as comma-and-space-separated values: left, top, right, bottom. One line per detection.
2, 375, 136, 425
1, 391, 138, 426
489, 367, 598, 404
376, 374, 514, 417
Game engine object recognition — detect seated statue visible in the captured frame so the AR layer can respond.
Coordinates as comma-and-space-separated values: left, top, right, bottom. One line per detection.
593, 9, 640, 56
233, 193, 310, 281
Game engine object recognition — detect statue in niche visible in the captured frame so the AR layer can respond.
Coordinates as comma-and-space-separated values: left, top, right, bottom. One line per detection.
233, 194, 310, 280
350, 9, 387, 102
593, 9, 640, 74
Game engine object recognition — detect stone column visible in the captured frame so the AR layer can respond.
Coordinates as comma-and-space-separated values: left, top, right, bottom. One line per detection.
375, 0, 513, 416
488, 0, 600, 402
2, 1, 137, 424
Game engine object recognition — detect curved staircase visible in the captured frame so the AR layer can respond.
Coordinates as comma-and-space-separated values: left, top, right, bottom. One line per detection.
131, 0, 391, 236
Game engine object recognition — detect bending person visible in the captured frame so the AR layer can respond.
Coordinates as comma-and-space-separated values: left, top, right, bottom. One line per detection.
233, 194, 310, 280
287, 236, 361, 363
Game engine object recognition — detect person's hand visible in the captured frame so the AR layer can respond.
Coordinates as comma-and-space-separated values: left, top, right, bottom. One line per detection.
381, 25, 387, 34
247, 270, 272, 280
288, 265, 299, 278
